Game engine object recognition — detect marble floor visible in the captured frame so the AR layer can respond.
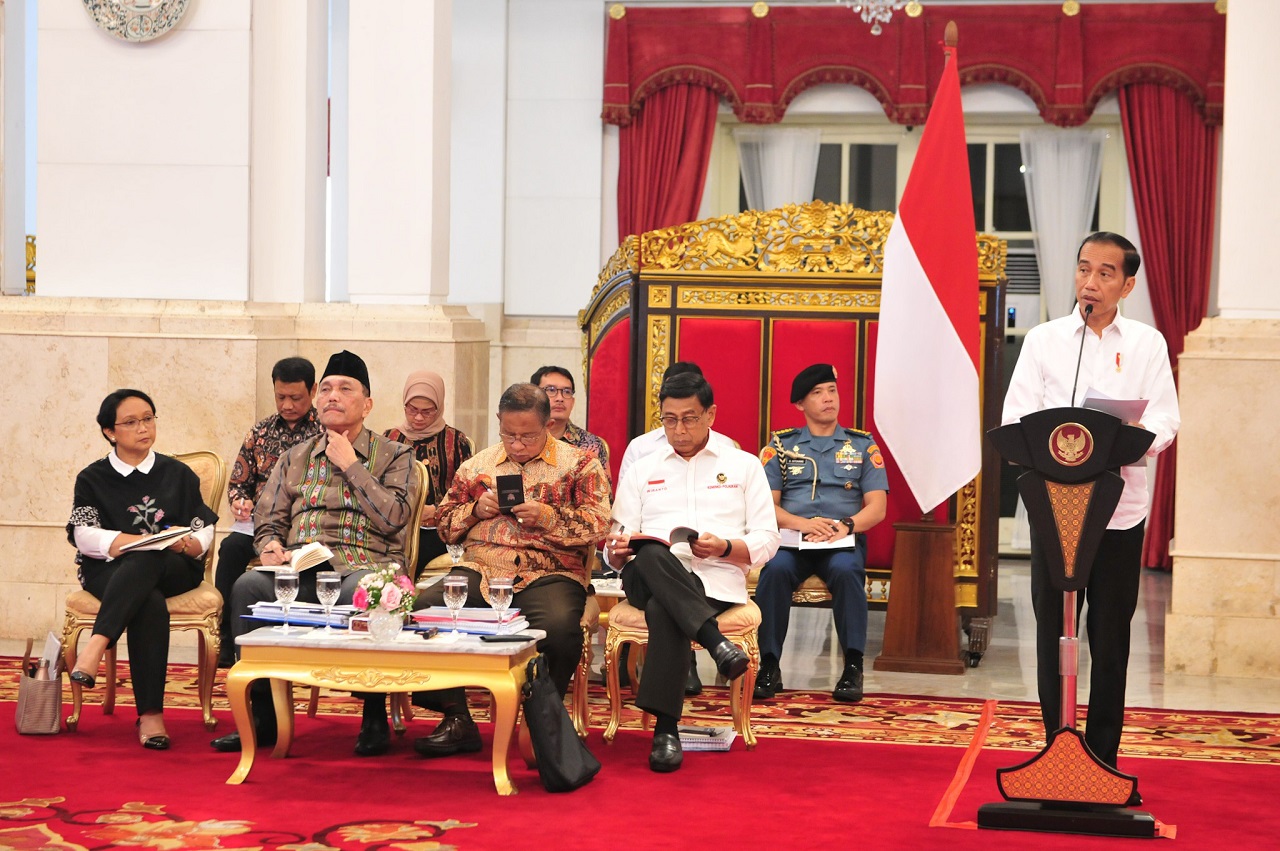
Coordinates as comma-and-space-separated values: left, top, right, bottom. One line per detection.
17, 560, 1280, 715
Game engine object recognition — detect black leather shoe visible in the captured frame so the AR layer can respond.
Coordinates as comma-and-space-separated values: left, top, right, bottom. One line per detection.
354, 715, 391, 757
833, 663, 864, 703
649, 732, 683, 773
684, 665, 703, 696
413, 714, 482, 758
708, 640, 749, 681
210, 729, 276, 752
1126, 788, 1143, 808
69, 670, 96, 689
753, 665, 783, 700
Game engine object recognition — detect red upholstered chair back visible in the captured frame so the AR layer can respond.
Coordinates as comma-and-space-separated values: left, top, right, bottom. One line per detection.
581, 204, 1004, 613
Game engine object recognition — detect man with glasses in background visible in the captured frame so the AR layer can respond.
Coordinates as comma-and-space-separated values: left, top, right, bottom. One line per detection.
606, 372, 780, 772
404, 382, 612, 759
531, 365, 610, 481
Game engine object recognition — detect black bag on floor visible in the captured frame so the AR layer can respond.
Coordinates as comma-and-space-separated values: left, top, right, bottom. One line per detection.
521, 653, 601, 792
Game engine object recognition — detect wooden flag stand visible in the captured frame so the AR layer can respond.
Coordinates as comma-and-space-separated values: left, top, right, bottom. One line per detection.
873, 519, 964, 675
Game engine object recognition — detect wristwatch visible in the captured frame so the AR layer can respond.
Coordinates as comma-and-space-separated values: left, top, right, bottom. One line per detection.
841, 517, 856, 535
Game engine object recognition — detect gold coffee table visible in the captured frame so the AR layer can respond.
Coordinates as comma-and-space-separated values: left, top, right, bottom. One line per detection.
224, 626, 542, 795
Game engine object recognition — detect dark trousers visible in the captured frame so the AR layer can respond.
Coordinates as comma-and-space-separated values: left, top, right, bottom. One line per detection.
414, 568, 587, 710
622, 546, 732, 720
229, 564, 370, 729
756, 540, 867, 660
1030, 519, 1145, 767
81, 550, 203, 715
413, 527, 448, 580
214, 532, 256, 657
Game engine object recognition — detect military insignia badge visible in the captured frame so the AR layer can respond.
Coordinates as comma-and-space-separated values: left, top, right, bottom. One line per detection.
868, 444, 885, 469
844, 481, 854, 490
759, 446, 777, 465
716, 472, 727, 483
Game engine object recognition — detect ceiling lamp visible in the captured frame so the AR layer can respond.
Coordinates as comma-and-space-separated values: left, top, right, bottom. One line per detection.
836, 1, 923, 36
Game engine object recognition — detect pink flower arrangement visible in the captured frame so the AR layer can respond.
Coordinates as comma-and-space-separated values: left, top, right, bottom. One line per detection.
354, 564, 416, 616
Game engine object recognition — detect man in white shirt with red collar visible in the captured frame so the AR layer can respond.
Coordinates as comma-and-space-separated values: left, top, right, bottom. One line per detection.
1003, 232, 1179, 792
607, 372, 780, 773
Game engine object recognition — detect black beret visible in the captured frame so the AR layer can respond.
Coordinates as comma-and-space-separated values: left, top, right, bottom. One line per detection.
790, 363, 837, 403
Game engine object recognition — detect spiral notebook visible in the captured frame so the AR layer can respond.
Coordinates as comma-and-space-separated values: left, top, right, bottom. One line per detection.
677, 725, 736, 751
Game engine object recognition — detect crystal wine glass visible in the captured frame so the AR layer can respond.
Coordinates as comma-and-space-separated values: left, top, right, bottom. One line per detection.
274, 571, 299, 634
446, 543, 465, 565
316, 570, 341, 635
443, 575, 469, 635
488, 576, 514, 615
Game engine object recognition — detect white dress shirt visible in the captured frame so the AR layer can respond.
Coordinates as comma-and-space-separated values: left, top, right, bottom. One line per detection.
1002, 309, 1180, 529
613, 439, 780, 604
617, 426, 736, 485
73, 451, 215, 560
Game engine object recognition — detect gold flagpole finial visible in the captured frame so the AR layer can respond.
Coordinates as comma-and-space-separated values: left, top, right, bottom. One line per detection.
945, 20, 958, 49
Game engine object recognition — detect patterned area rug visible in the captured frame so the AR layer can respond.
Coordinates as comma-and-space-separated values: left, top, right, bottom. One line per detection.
4, 657, 1277, 764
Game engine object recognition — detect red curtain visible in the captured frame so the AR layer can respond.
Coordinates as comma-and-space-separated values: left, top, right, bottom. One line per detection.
1118, 83, 1219, 570
617, 83, 719, 242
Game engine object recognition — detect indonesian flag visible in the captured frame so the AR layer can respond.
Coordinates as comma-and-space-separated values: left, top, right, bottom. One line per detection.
873, 39, 981, 513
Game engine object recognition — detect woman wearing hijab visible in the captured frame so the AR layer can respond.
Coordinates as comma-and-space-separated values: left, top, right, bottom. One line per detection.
67, 389, 219, 750
384, 370, 473, 578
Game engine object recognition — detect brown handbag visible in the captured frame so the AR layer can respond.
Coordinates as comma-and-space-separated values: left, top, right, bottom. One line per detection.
15, 638, 62, 735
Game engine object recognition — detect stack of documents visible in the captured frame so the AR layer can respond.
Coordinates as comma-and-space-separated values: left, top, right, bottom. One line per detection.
247, 602, 358, 628
410, 607, 529, 635
677, 725, 737, 751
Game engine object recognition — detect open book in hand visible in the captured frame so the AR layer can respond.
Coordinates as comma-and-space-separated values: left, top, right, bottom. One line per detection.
119, 526, 191, 553
253, 541, 334, 572
626, 526, 700, 551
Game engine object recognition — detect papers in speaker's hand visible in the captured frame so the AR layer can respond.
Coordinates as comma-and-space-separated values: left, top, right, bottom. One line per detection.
1081, 387, 1148, 424
253, 541, 334, 572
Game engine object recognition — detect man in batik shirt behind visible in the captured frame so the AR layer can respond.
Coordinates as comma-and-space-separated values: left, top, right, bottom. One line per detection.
408, 382, 611, 759
214, 356, 323, 666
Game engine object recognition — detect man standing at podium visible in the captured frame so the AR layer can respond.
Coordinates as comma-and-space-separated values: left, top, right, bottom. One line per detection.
1002, 232, 1179, 780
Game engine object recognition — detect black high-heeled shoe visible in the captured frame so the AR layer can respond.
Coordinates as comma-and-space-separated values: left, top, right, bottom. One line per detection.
137, 719, 170, 750
69, 670, 96, 689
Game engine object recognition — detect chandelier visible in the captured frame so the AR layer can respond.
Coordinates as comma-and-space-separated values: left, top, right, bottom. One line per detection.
836, 1, 922, 36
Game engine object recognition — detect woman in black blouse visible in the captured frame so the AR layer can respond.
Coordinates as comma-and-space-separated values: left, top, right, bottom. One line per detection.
66, 389, 218, 750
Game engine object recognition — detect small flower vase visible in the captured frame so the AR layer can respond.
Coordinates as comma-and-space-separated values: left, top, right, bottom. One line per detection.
367, 608, 403, 642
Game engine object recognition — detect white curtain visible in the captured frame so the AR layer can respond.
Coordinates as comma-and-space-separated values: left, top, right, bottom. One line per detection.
1011, 128, 1106, 551
1019, 128, 1107, 322
733, 126, 822, 211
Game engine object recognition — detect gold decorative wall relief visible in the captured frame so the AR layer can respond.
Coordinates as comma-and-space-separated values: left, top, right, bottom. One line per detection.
645, 316, 670, 429
677, 286, 880, 312
649, 285, 672, 308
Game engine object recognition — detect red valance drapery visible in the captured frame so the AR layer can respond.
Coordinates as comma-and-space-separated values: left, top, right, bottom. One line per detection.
602, 3, 1225, 128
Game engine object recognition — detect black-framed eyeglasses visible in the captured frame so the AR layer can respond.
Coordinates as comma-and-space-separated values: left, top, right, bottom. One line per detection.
114, 415, 158, 431
659, 412, 705, 430
541, 387, 575, 399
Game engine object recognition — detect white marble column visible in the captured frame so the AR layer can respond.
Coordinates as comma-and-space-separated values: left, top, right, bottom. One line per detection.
334, 0, 452, 304
1166, 0, 1280, 679
249, 0, 328, 303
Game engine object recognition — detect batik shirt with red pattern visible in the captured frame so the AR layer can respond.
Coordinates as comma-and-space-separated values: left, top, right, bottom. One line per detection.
227, 409, 324, 505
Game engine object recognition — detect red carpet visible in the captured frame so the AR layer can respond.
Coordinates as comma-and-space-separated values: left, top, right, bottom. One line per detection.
4, 658, 1280, 849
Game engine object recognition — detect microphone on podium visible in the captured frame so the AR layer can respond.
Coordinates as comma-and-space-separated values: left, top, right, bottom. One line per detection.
1070, 303, 1093, 407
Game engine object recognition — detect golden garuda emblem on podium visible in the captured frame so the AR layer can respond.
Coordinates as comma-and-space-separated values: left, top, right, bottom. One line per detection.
1048, 423, 1093, 467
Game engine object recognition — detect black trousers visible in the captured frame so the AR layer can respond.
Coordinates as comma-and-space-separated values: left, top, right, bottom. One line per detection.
622, 546, 732, 720
81, 550, 203, 715
1030, 519, 1145, 768
229, 564, 370, 729
413, 527, 448, 581
214, 532, 256, 655
414, 568, 587, 707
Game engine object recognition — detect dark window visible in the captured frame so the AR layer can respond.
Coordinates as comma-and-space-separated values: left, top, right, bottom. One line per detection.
992, 143, 1031, 232
812, 143, 842, 204
849, 144, 897, 211
968, 144, 986, 227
